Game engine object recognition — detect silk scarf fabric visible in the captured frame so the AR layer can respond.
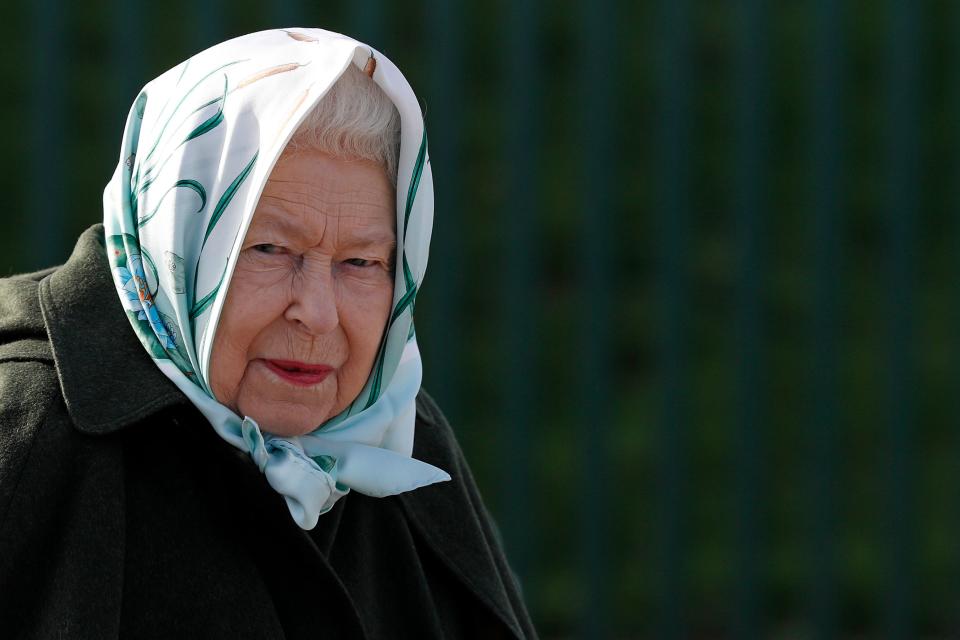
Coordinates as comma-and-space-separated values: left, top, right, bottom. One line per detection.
102, 28, 449, 530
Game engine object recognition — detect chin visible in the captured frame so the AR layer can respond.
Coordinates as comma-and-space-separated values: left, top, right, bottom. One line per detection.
242, 403, 333, 437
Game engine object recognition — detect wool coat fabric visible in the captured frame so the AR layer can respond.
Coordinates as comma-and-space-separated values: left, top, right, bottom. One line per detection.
0, 224, 537, 639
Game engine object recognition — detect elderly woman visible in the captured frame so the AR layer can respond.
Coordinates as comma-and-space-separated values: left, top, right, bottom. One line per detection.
0, 28, 535, 639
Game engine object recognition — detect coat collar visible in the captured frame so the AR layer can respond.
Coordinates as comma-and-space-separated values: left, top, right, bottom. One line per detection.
38, 224, 189, 434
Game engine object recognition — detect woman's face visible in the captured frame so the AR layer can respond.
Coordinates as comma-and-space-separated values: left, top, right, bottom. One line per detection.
209, 149, 396, 436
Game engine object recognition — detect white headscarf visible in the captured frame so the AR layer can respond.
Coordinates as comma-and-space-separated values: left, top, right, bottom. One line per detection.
102, 28, 449, 530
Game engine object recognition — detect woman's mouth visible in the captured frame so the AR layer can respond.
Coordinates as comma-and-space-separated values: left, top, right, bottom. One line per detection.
262, 359, 334, 386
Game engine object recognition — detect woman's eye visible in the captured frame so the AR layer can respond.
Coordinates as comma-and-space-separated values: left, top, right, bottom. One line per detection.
344, 258, 374, 267
252, 244, 284, 255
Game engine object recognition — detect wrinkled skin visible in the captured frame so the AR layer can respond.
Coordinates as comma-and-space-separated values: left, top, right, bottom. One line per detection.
209, 149, 396, 436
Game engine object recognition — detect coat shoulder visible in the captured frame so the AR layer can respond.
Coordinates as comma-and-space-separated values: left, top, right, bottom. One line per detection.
0, 265, 75, 539
413, 389, 457, 462
413, 388, 485, 479
0, 265, 57, 363
0, 264, 64, 491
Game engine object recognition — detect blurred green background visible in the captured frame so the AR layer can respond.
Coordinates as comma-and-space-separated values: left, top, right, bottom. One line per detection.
2, 0, 959, 637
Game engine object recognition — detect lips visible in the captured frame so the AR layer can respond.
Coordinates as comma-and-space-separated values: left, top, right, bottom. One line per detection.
262, 359, 334, 386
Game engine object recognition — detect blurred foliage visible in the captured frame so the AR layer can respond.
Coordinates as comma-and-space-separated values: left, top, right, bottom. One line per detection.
1, 0, 959, 637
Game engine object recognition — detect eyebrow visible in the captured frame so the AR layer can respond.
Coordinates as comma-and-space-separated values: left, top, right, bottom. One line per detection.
341, 235, 398, 250
250, 210, 397, 250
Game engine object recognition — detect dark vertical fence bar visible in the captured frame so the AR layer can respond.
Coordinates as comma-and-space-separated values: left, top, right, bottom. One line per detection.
654, 0, 692, 636
113, 0, 144, 132
732, 0, 769, 637
951, 14, 960, 627
951, 0, 960, 619
882, 1, 918, 637
499, 0, 538, 591
30, 0, 66, 270
577, 0, 614, 636
194, 0, 226, 51
347, 0, 386, 56
422, 0, 464, 426
269, 0, 303, 28
809, 0, 843, 636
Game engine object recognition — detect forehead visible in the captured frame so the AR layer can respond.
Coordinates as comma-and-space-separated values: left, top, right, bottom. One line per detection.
250, 150, 396, 242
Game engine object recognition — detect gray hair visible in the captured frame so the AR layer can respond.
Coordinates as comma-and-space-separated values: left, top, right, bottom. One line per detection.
285, 63, 401, 189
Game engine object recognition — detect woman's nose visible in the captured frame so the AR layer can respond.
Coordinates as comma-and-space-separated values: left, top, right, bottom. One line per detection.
283, 261, 339, 334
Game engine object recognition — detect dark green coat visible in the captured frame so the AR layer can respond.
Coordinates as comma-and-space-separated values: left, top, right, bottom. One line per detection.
0, 225, 536, 639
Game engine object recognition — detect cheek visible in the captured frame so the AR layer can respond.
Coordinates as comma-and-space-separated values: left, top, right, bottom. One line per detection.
339, 280, 394, 365
209, 270, 289, 406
